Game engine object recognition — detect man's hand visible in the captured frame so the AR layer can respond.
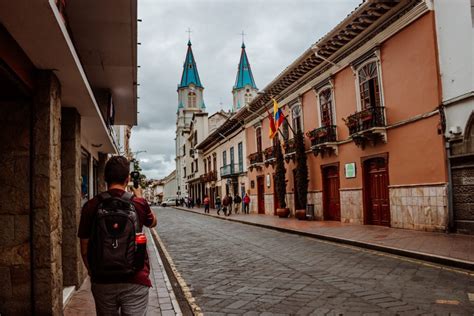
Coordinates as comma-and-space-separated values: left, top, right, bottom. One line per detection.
131, 186, 143, 198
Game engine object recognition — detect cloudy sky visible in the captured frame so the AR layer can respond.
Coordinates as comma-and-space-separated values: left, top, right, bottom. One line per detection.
131, 0, 361, 179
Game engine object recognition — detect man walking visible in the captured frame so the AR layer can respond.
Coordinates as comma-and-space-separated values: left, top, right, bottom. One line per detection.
203, 195, 210, 213
233, 193, 242, 214
222, 194, 230, 216
243, 193, 250, 214
227, 194, 233, 216
215, 195, 221, 215
78, 156, 157, 316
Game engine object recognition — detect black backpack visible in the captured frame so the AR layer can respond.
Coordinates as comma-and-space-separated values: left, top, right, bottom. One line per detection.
88, 191, 141, 278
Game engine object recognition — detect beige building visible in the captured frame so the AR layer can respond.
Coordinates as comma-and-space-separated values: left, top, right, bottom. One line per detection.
0, 0, 138, 314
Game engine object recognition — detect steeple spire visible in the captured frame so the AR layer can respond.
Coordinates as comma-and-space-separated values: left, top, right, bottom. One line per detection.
233, 41, 257, 90
179, 40, 203, 89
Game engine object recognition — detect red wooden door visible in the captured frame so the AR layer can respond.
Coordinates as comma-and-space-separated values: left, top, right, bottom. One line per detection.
365, 158, 390, 226
257, 176, 265, 214
323, 166, 340, 221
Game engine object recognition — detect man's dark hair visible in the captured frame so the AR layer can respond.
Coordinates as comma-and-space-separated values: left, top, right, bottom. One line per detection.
104, 156, 130, 185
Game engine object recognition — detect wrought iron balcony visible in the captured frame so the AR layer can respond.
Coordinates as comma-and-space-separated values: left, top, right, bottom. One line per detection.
220, 164, 239, 178
284, 138, 296, 155
248, 152, 263, 165
263, 146, 276, 161
344, 106, 386, 135
203, 170, 217, 182
306, 125, 337, 147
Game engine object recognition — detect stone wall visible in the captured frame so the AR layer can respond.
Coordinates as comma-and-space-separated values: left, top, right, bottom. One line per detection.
340, 189, 363, 224
61, 108, 86, 287
389, 184, 448, 231
264, 193, 274, 215
0, 100, 32, 315
307, 191, 323, 220
32, 71, 63, 315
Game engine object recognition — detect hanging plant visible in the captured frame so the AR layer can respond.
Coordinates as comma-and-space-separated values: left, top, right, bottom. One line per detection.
274, 137, 287, 210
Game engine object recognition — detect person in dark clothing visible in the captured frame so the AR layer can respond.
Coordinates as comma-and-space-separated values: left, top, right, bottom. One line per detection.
215, 195, 221, 215
78, 156, 157, 316
227, 195, 233, 216
196, 197, 201, 208
243, 193, 250, 214
222, 195, 230, 216
233, 194, 242, 214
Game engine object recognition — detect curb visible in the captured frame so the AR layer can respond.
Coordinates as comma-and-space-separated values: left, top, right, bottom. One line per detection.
150, 228, 203, 316
171, 206, 474, 272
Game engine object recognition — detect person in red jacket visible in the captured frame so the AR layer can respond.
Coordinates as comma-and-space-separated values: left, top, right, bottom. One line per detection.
243, 193, 251, 214
203, 195, 210, 213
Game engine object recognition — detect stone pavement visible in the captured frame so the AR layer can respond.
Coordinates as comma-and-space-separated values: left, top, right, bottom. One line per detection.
156, 207, 474, 315
173, 205, 474, 270
64, 229, 182, 316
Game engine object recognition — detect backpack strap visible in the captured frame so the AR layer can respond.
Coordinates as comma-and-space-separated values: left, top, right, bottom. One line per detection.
121, 191, 134, 201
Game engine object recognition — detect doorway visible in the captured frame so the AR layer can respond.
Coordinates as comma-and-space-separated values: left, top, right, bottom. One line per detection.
322, 165, 340, 221
364, 157, 390, 226
257, 176, 265, 214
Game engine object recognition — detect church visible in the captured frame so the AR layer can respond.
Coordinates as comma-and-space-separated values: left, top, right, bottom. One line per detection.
175, 38, 258, 202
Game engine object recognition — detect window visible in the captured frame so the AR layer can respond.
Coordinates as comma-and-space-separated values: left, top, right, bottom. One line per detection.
256, 127, 262, 153
204, 159, 207, 173
184, 167, 187, 177
292, 104, 303, 134
207, 157, 211, 173
191, 161, 194, 173
213, 155, 217, 171
193, 131, 197, 146
195, 159, 198, 172
319, 88, 333, 126
223, 150, 227, 166
183, 145, 186, 157
238, 142, 243, 172
230, 147, 235, 173
188, 91, 196, 108
358, 61, 381, 110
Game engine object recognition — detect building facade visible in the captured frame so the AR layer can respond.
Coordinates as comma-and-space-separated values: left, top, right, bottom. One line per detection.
163, 170, 178, 201
238, 0, 448, 232
0, 0, 138, 314
433, 0, 474, 234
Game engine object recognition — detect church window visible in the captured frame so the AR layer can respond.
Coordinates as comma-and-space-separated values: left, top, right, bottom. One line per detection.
188, 92, 196, 108
245, 93, 252, 105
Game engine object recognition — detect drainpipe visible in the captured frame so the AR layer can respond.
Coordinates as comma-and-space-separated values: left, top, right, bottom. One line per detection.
29, 103, 36, 315
445, 141, 454, 233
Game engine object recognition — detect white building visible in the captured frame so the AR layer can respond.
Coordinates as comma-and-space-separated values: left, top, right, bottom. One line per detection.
163, 170, 178, 200
434, 0, 474, 233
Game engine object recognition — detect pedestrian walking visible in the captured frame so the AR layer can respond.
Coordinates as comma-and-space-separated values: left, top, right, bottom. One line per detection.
222, 195, 230, 216
215, 195, 221, 215
227, 194, 233, 216
196, 197, 201, 208
233, 194, 242, 214
78, 156, 157, 316
243, 193, 250, 214
203, 195, 210, 213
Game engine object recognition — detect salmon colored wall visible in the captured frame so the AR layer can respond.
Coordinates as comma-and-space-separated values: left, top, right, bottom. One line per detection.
381, 12, 440, 123
246, 12, 446, 199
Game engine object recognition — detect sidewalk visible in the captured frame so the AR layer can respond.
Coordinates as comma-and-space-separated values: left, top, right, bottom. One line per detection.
64, 229, 182, 316
172, 206, 474, 271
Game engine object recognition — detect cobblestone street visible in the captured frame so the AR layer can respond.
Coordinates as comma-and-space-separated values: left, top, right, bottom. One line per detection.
155, 208, 474, 315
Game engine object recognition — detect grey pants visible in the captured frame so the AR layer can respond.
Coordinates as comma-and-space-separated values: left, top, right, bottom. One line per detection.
91, 282, 149, 316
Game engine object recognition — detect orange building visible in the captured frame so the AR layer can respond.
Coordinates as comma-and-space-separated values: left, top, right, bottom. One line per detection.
239, 1, 448, 231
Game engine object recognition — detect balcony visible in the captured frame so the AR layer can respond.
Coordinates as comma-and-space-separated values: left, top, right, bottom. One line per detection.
220, 164, 240, 178
248, 152, 263, 164
200, 170, 217, 182
306, 125, 338, 157
344, 106, 387, 148
284, 138, 296, 162
263, 146, 276, 167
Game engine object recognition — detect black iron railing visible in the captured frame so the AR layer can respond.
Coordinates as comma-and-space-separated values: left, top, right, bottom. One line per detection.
306, 125, 337, 146
264, 146, 275, 161
220, 164, 239, 178
248, 152, 263, 165
344, 106, 385, 135
284, 138, 296, 155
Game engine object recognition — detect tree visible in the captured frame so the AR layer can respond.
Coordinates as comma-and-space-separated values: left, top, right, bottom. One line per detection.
294, 130, 309, 210
274, 137, 287, 208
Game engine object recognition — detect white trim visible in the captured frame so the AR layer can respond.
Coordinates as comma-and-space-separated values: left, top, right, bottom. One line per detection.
354, 57, 384, 111
314, 84, 336, 128
290, 102, 304, 137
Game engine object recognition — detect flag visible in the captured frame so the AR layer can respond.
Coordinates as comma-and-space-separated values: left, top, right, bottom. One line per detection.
268, 111, 277, 138
273, 98, 285, 131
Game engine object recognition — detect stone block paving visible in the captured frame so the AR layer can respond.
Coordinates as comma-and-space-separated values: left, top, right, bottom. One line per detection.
155, 208, 474, 315
64, 229, 181, 316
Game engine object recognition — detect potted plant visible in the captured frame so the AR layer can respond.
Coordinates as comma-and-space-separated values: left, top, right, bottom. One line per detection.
274, 138, 289, 218
294, 130, 309, 220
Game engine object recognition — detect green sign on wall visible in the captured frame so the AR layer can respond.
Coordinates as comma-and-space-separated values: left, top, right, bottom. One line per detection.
345, 163, 356, 178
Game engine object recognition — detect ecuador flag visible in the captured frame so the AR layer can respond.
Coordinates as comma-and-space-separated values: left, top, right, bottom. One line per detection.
269, 98, 285, 139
